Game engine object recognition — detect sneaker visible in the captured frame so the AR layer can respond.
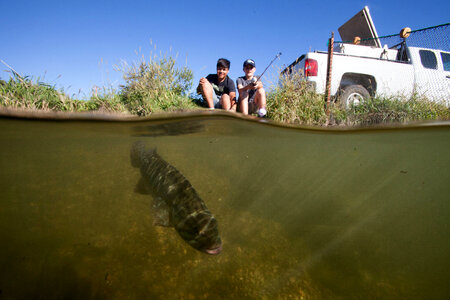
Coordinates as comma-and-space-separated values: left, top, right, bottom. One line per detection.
257, 108, 267, 118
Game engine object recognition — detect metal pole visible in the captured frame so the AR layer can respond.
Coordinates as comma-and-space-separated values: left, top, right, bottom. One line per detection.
325, 32, 334, 118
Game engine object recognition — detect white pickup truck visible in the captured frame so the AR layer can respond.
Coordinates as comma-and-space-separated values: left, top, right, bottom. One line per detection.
282, 42, 450, 107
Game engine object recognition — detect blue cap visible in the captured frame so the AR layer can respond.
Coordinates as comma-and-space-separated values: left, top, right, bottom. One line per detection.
243, 59, 256, 68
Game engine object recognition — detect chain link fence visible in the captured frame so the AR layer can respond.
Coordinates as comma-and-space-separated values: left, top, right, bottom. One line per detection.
336, 23, 449, 51
326, 23, 449, 107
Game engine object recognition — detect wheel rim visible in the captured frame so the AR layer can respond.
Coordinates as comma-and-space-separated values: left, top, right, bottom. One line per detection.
346, 92, 364, 107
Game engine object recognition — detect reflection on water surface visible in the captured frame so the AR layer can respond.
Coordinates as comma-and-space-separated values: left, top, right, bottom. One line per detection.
0, 112, 449, 299
133, 120, 205, 137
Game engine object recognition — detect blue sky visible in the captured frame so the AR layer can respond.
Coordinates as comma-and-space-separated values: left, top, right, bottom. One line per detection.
1, 0, 449, 99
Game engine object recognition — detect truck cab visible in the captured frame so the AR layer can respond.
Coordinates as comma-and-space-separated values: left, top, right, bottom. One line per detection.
408, 47, 450, 105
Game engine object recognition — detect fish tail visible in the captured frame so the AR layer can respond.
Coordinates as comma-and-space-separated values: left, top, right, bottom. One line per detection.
130, 141, 156, 167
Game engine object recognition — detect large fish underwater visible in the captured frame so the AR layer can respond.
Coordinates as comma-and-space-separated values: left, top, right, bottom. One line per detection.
130, 141, 222, 255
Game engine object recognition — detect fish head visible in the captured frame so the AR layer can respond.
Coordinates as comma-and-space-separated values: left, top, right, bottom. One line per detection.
175, 211, 222, 255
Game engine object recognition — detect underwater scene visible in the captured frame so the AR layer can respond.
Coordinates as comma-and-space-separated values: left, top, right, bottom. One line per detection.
0, 111, 449, 299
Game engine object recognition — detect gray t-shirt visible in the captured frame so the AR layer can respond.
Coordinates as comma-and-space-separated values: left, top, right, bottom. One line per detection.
236, 76, 259, 101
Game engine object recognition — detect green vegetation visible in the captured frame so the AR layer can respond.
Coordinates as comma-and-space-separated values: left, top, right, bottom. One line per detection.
1, 58, 448, 126
0, 52, 197, 116
268, 70, 449, 126
267, 71, 328, 126
0, 71, 126, 113
339, 95, 450, 126
117, 54, 197, 116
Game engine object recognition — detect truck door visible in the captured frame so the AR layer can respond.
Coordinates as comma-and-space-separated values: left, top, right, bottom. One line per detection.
410, 48, 450, 105
440, 51, 450, 106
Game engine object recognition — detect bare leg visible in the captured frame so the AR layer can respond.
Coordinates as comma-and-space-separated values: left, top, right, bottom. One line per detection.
229, 99, 237, 112
239, 96, 249, 114
220, 94, 231, 110
199, 80, 215, 108
254, 88, 266, 110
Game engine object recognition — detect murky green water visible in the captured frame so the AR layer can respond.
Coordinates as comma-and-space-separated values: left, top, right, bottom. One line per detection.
0, 112, 449, 299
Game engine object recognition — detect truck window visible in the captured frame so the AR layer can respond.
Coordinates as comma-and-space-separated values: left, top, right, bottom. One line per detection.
441, 52, 450, 72
419, 50, 437, 69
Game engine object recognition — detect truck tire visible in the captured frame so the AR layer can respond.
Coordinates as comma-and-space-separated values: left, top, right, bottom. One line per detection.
339, 85, 370, 109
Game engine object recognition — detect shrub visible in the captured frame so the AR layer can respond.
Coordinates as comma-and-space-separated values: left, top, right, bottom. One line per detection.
117, 53, 195, 116
267, 71, 328, 125
88, 87, 127, 113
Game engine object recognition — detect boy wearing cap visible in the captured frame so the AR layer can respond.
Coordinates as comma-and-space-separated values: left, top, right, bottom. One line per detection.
236, 59, 267, 117
196, 58, 237, 111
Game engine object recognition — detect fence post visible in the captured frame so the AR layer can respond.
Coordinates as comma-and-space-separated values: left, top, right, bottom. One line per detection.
325, 32, 334, 119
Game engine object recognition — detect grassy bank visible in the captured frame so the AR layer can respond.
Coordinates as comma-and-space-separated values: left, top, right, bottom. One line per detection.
268, 71, 449, 126
0, 73, 124, 113
0, 53, 198, 116
1, 56, 449, 126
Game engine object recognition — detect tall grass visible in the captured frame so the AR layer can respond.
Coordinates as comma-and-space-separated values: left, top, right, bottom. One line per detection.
88, 86, 128, 113
266, 70, 449, 126
0, 73, 83, 111
0, 51, 198, 115
0, 71, 127, 113
116, 52, 197, 116
333, 95, 450, 126
267, 71, 328, 125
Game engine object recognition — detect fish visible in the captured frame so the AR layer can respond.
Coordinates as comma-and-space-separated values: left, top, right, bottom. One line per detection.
130, 141, 222, 255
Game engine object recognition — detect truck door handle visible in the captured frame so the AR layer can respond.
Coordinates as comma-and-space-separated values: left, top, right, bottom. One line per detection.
447, 76, 450, 79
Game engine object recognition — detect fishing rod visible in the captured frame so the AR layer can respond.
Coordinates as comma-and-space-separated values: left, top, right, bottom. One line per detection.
253, 52, 282, 84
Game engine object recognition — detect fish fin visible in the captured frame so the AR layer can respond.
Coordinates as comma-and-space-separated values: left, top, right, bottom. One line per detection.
134, 177, 150, 194
152, 197, 172, 227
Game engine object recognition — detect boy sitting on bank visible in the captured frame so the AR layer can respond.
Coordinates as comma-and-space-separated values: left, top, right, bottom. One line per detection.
236, 59, 267, 117
197, 58, 236, 111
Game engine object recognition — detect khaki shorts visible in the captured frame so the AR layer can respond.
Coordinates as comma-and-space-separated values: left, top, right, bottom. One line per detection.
202, 89, 222, 108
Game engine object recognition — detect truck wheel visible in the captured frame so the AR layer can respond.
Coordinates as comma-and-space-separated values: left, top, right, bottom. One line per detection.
339, 85, 370, 109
